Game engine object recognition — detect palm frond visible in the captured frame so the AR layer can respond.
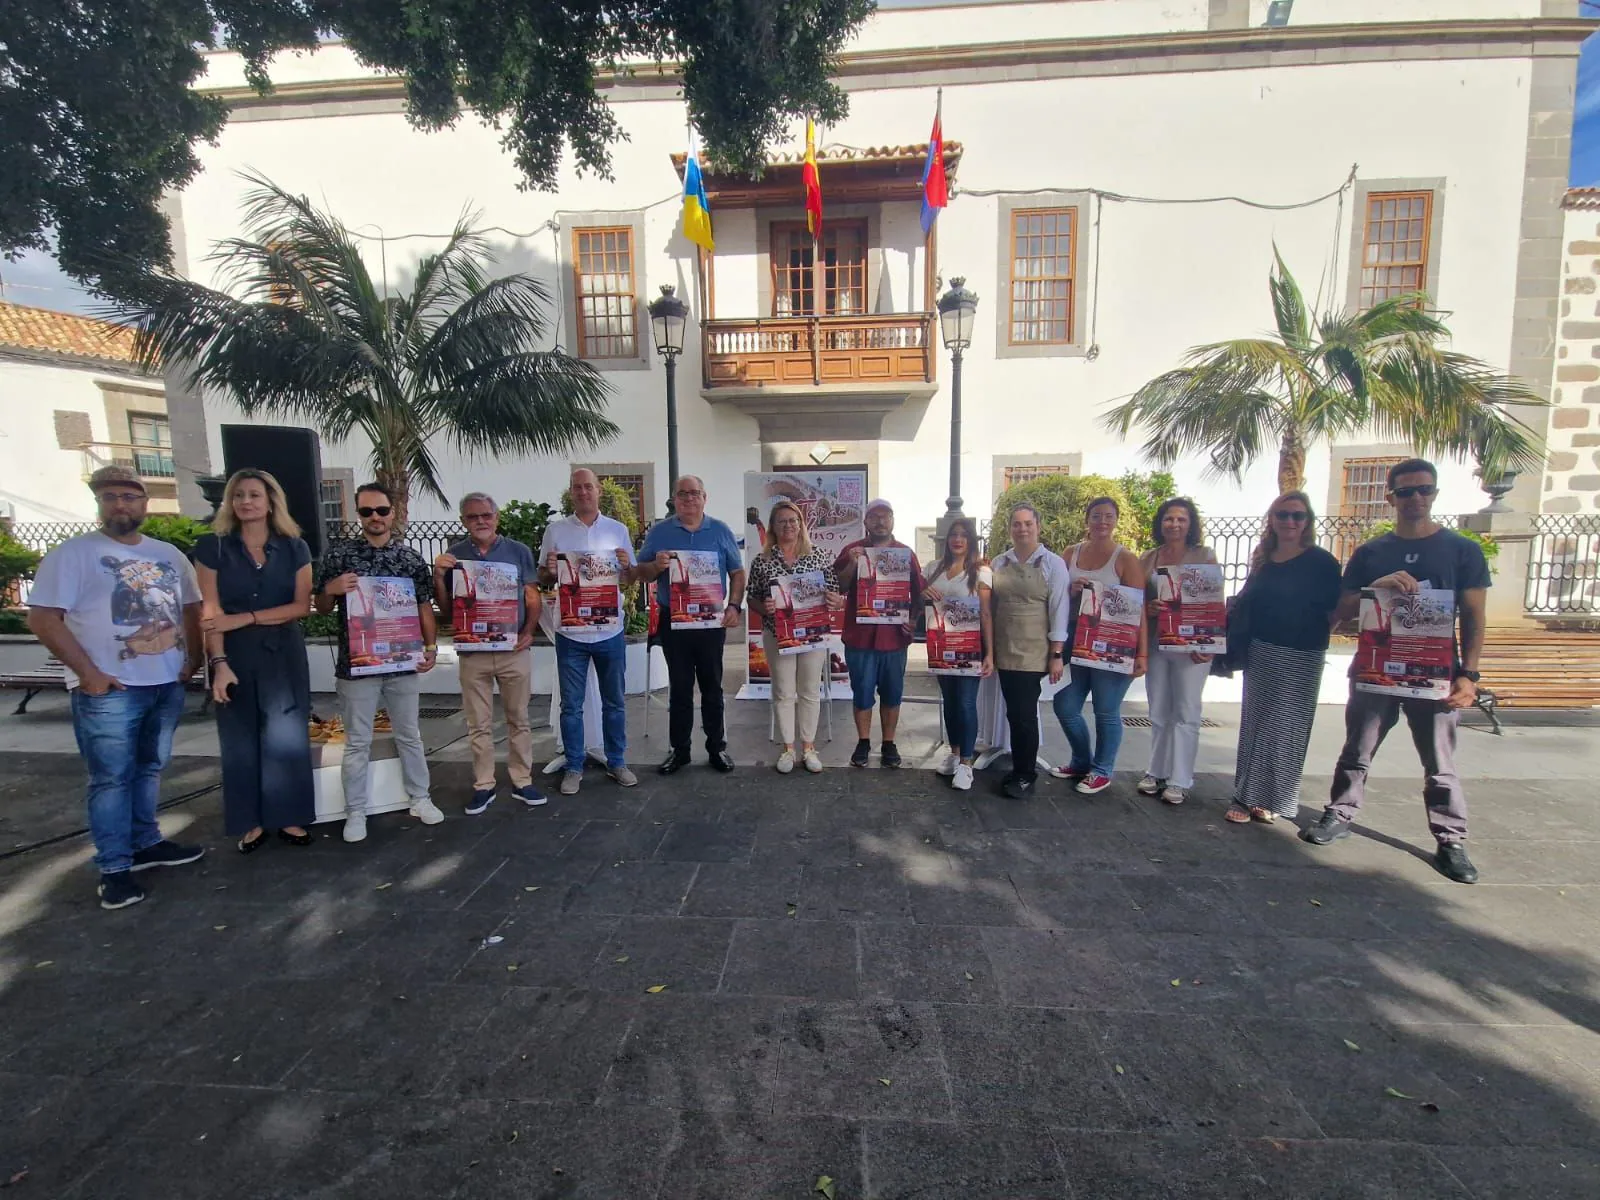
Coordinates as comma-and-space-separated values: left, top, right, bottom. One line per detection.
417, 351, 620, 459
1268, 247, 1311, 352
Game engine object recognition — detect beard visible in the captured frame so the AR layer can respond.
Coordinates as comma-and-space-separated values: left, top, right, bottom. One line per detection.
101, 513, 144, 536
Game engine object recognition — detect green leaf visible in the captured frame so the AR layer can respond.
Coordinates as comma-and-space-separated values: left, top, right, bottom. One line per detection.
1384, 1087, 1413, 1099
1343, 1039, 1362, 1053
646, 984, 667, 994
1308, 899, 1322, 907
815, 1175, 836, 1200
877, 1078, 891, 1087
1170, 979, 1182, 987
1114, 1064, 1125, 1076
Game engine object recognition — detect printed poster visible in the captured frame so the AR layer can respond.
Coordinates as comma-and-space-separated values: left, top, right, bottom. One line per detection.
857, 545, 914, 625
770, 570, 841, 656
1354, 586, 1455, 700
557, 551, 622, 637
926, 594, 983, 676
1154, 563, 1227, 654
452, 560, 521, 651
668, 550, 726, 630
346, 576, 426, 677
1070, 582, 1143, 675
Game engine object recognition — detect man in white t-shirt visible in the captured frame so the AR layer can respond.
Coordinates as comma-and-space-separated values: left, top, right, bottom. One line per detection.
27, 466, 206, 911
537, 468, 639, 795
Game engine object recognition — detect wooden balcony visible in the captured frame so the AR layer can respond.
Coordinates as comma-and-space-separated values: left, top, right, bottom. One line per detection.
703, 313, 935, 389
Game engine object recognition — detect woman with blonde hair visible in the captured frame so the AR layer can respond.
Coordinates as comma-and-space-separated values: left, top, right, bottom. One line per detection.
745, 499, 844, 774
193, 469, 316, 851
1226, 490, 1341, 826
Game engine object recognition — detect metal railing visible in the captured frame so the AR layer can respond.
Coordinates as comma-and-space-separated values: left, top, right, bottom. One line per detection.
81, 441, 176, 481
1526, 514, 1600, 615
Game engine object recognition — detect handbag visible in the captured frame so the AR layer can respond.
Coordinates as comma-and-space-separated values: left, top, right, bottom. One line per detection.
1210, 588, 1251, 679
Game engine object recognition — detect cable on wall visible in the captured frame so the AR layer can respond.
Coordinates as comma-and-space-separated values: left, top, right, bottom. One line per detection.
955, 163, 1358, 212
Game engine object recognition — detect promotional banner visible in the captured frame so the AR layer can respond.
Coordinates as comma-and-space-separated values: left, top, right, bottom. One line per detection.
451, 560, 522, 651
1070, 581, 1143, 675
926, 594, 983, 676
1154, 562, 1227, 655
668, 550, 727, 631
770, 570, 842, 656
739, 470, 865, 698
346, 576, 426, 677
556, 551, 623, 637
857, 545, 914, 626
1353, 586, 1455, 700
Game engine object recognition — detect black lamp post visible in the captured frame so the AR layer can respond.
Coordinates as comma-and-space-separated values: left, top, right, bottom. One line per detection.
647, 283, 689, 515
937, 276, 979, 523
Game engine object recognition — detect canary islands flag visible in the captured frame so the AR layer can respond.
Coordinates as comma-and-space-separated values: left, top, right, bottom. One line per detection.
682, 130, 714, 252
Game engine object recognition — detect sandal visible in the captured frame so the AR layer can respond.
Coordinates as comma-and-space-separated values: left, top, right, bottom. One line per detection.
277, 828, 313, 846
1249, 807, 1276, 824
237, 830, 268, 854
1224, 804, 1251, 824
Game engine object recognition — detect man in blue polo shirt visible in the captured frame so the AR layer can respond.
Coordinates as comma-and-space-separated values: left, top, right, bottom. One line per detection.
635, 475, 746, 774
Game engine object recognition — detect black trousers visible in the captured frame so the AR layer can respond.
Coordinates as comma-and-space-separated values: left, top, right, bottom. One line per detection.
661, 626, 728, 756
216, 645, 315, 836
998, 669, 1046, 782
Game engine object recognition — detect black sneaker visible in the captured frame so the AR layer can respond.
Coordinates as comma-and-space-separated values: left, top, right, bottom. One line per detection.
129, 840, 205, 872
1001, 774, 1035, 800
850, 739, 871, 768
98, 872, 145, 910
880, 741, 902, 769
1299, 811, 1352, 846
1435, 842, 1479, 885
465, 788, 496, 815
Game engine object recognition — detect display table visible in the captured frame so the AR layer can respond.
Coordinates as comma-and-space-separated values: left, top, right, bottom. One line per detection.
310, 737, 412, 825
971, 670, 1067, 773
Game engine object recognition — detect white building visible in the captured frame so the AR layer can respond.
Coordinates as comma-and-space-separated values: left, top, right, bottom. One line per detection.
0, 301, 178, 524
163, 0, 1588, 547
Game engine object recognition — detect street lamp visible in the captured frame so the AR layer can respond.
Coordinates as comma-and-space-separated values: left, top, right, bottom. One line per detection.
647, 283, 689, 515
937, 276, 979, 522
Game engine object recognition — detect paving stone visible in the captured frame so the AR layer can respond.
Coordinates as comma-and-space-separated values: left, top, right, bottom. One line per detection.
719, 919, 860, 1000
862, 1118, 1071, 1199
451, 1099, 677, 1198
652, 819, 757, 863
1054, 1132, 1272, 1199
979, 928, 1138, 1009
857, 922, 1001, 1003
589, 914, 735, 995
800, 863, 913, 920
602, 993, 786, 1111
0, 1071, 169, 1194
560, 818, 670, 862
439, 988, 636, 1103
1238, 1138, 1472, 1198
559, 860, 698, 916
1005, 868, 1143, 931
1120, 875, 1266, 935
679, 862, 804, 919
453, 913, 615, 988
773, 1000, 953, 1121
906, 866, 1034, 928
654, 1108, 863, 1199
1111, 931, 1376, 1015
1443, 1145, 1600, 1200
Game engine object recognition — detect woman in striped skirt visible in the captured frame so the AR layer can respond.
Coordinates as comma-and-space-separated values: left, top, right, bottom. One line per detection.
1227, 491, 1342, 824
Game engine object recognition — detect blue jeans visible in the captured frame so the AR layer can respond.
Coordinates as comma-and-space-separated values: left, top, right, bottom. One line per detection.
1052, 664, 1134, 777
556, 633, 627, 771
844, 646, 907, 711
937, 674, 981, 759
70, 682, 185, 875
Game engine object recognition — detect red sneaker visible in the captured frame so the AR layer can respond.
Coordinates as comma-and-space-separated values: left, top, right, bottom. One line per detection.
1075, 773, 1112, 795
1048, 764, 1087, 781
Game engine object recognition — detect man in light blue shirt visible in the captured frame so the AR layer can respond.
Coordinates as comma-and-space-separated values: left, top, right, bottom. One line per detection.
635, 475, 746, 774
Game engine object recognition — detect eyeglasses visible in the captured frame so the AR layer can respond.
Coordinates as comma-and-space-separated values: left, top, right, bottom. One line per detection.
675, 490, 705, 500
357, 506, 392, 518
773, 519, 802, 529
1391, 484, 1437, 500
1272, 510, 1309, 523
462, 512, 495, 522
97, 491, 145, 504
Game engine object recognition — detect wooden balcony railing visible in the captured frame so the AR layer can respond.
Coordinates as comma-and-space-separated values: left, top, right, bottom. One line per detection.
703, 313, 935, 389
81, 441, 176, 482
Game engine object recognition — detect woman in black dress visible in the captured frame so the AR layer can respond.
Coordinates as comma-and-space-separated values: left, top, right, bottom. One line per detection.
194, 469, 316, 851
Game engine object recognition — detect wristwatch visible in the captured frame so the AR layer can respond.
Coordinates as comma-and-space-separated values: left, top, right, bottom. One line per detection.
727, 602, 744, 613
1049, 650, 1063, 660
1456, 669, 1481, 683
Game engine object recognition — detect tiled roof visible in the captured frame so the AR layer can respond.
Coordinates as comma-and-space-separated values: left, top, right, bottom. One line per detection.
672, 141, 963, 176
0, 299, 141, 366
1564, 187, 1600, 211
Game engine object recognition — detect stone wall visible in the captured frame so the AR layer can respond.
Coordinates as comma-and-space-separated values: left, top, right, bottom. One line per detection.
1549, 207, 1600, 513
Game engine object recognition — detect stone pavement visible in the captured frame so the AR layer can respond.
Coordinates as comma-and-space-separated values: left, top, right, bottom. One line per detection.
2, 681, 1600, 1198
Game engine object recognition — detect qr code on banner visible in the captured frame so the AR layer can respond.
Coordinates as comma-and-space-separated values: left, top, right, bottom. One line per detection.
837, 476, 863, 504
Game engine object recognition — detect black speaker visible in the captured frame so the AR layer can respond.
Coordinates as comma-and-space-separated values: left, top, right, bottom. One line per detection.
220, 424, 326, 559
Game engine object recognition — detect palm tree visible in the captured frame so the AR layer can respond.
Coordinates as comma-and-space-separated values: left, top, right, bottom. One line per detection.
1103, 253, 1545, 494
114, 173, 619, 522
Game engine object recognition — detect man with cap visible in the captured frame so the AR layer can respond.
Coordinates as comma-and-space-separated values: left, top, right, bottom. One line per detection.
833, 498, 926, 768
27, 466, 206, 910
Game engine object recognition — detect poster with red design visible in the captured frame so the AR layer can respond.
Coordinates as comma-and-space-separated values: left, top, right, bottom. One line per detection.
668, 550, 726, 630
556, 551, 622, 636
451, 561, 521, 651
346, 576, 426, 676
926, 594, 983, 676
770, 570, 841, 656
1069, 582, 1143, 675
1354, 586, 1455, 700
856, 546, 914, 625
1153, 563, 1227, 654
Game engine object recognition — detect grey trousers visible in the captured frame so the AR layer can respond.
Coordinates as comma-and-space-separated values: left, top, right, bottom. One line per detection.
336, 672, 431, 816
1327, 686, 1467, 843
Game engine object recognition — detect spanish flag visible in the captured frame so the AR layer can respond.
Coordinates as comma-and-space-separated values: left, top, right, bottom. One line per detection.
803, 118, 823, 239
681, 128, 714, 252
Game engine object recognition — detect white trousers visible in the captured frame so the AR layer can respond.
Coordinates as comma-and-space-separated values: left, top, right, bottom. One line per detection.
1145, 652, 1210, 789
764, 632, 824, 748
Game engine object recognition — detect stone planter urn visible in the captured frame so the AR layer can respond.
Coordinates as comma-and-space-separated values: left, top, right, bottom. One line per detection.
1477, 470, 1518, 515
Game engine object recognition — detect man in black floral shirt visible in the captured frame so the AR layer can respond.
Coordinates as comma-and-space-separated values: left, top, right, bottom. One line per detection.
314, 482, 441, 842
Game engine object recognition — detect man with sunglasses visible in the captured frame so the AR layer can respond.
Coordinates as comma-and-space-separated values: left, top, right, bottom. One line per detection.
433, 492, 545, 815
315, 482, 442, 842
1301, 458, 1490, 884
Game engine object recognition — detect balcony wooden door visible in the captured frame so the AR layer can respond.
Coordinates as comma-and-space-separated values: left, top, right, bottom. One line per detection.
771, 220, 867, 319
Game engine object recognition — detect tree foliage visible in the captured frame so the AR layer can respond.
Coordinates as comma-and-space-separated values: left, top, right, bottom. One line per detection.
139, 513, 215, 557
1, 0, 873, 295
1103, 253, 1546, 494
561, 481, 642, 543
988, 474, 1145, 558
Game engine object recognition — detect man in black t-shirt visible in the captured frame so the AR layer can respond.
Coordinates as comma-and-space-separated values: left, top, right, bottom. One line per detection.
1300, 459, 1490, 884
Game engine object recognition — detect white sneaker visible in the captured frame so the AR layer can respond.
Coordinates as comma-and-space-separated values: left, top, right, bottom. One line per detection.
1136, 774, 1162, 796
936, 752, 958, 777
776, 749, 796, 774
803, 749, 823, 774
409, 797, 445, 825
1161, 785, 1187, 805
342, 811, 368, 843
952, 763, 974, 791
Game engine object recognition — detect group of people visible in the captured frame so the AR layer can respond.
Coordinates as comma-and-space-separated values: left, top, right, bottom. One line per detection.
29, 457, 1487, 911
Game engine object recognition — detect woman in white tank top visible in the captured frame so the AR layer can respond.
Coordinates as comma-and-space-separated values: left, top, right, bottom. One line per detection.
1050, 495, 1147, 794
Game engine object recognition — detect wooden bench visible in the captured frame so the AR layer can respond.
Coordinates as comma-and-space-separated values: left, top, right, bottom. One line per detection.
0, 659, 210, 715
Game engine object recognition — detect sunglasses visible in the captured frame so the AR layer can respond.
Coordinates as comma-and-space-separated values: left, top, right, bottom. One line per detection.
1391, 485, 1437, 500
1273, 510, 1309, 523
357, 505, 392, 518
97, 491, 146, 504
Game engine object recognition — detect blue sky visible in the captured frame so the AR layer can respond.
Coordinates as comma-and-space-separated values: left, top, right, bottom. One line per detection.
1574, 4, 1600, 187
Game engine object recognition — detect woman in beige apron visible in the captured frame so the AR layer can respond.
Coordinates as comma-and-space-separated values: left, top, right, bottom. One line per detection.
988, 504, 1072, 798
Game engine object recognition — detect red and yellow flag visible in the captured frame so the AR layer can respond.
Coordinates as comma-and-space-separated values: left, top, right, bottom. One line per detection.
803, 118, 823, 239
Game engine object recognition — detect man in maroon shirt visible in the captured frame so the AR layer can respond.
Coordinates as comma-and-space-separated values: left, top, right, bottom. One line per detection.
833, 499, 926, 768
